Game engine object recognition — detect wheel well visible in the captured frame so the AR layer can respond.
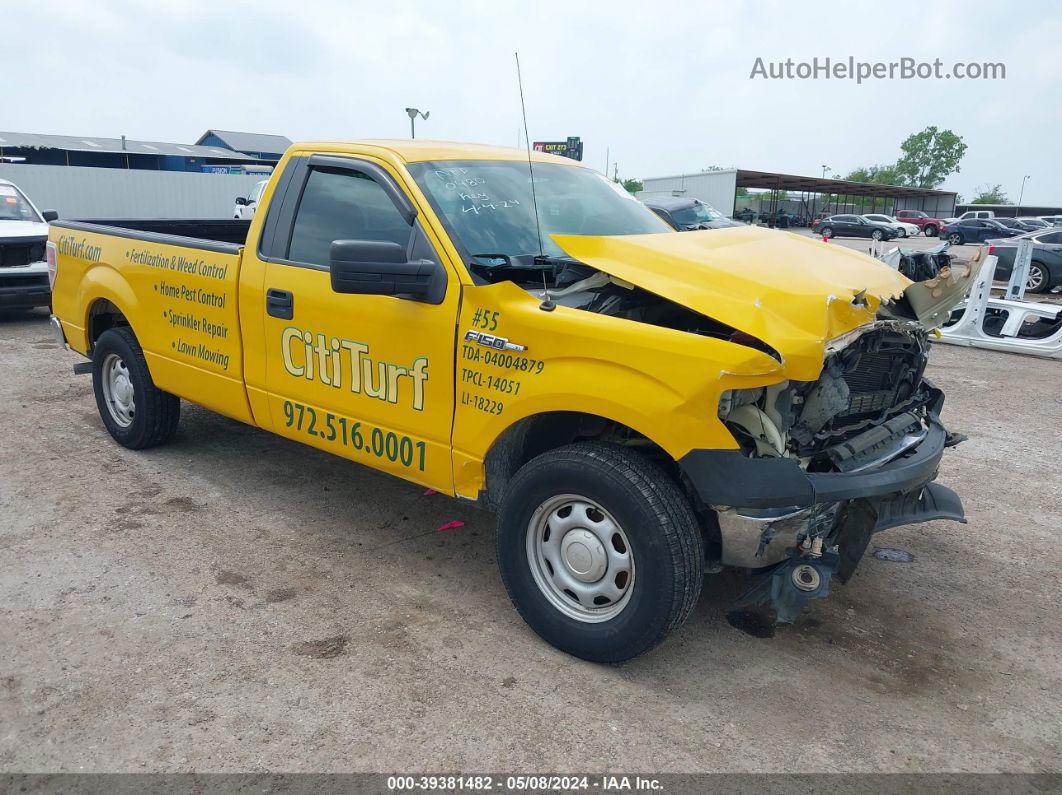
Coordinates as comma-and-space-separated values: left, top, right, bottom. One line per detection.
480, 411, 721, 561
87, 299, 129, 352
480, 411, 673, 511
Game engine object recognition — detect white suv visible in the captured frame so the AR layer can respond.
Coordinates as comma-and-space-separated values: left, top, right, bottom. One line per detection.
0, 178, 57, 310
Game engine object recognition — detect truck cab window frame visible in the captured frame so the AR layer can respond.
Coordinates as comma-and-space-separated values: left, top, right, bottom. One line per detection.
257, 155, 432, 273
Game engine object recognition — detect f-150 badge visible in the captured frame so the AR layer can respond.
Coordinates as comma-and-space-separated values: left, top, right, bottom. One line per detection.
464, 330, 527, 352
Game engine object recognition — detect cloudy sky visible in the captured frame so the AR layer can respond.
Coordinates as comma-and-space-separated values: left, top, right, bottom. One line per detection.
7, 1, 1060, 203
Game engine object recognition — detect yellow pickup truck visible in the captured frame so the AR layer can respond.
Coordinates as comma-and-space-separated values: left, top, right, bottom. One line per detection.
48, 140, 971, 661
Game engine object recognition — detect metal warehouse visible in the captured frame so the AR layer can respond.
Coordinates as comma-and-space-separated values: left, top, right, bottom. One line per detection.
640, 168, 957, 223
0, 130, 291, 173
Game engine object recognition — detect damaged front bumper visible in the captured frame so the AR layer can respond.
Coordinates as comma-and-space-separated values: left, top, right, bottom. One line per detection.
680, 414, 956, 513
680, 414, 966, 622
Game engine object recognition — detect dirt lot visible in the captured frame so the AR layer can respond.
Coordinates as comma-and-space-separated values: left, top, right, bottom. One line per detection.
1, 306, 1060, 774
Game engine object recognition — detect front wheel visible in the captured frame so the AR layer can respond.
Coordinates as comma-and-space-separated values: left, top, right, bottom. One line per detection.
947, 232, 963, 245
92, 327, 180, 449
898, 228, 908, 238
871, 229, 885, 241
820, 226, 834, 239
497, 443, 703, 663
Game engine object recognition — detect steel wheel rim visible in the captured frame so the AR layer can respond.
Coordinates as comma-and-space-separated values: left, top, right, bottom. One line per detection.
1027, 266, 1045, 291
526, 494, 635, 623
101, 353, 135, 428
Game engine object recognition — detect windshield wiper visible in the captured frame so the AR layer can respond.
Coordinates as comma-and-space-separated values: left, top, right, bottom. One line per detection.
533, 254, 578, 268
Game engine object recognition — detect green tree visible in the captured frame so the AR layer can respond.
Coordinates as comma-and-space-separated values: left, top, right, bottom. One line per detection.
620, 177, 643, 194
895, 126, 968, 188
970, 184, 1010, 204
843, 164, 904, 185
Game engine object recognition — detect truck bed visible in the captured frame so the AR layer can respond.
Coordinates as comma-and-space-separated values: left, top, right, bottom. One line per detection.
62, 218, 252, 251
49, 217, 253, 424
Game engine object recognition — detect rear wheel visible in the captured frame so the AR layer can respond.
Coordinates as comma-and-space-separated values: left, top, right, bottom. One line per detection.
1027, 261, 1050, 294
947, 232, 963, 245
925, 225, 938, 237
92, 327, 180, 449
497, 443, 703, 663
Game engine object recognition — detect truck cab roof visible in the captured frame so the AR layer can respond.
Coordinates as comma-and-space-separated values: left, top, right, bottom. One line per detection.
292, 139, 581, 165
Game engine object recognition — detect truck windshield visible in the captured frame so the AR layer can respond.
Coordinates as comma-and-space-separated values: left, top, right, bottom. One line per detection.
670, 202, 724, 226
408, 160, 669, 263
0, 184, 42, 223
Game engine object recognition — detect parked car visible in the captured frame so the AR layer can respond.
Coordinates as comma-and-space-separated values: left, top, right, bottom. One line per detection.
861, 213, 920, 238
1017, 217, 1050, 230
989, 228, 1062, 293
895, 209, 946, 237
233, 180, 268, 219
994, 218, 1038, 232
942, 219, 1021, 245
47, 138, 969, 661
0, 178, 59, 310
1038, 215, 1062, 226
641, 197, 744, 230
733, 207, 757, 223
758, 208, 800, 227
812, 214, 898, 241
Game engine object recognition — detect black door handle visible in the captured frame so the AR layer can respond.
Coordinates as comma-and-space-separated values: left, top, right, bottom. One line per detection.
266, 288, 294, 320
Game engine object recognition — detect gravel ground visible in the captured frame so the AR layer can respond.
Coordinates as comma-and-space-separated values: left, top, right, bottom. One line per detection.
1, 306, 1059, 774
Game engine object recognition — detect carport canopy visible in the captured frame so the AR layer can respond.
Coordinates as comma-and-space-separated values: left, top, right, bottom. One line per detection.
735, 169, 957, 215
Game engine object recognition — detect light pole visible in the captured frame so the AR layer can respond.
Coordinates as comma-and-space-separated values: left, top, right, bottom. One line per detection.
405, 107, 430, 139
821, 165, 830, 178
1018, 175, 1030, 207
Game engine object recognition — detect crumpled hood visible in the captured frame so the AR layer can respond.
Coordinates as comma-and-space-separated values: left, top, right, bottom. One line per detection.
552, 226, 914, 381
0, 220, 49, 239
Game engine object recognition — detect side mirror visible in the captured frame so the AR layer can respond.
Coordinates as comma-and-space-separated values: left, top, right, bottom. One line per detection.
329, 240, 442, 303
42, 209, 59, 222
234, 197, 247, 206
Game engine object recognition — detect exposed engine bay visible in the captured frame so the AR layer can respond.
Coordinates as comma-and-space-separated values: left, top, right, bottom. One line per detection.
474, 252, 968, 624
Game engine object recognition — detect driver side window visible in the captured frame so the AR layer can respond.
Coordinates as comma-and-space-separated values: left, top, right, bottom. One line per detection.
288, 167, 412, 266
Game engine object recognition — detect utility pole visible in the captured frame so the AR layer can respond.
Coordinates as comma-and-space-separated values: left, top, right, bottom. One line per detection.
613, 163, 619, 182
605, 146, 609, 178
1018, 175, 1030, 207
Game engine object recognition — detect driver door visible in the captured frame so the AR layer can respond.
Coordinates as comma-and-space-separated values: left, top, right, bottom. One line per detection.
252, 154, 460, 491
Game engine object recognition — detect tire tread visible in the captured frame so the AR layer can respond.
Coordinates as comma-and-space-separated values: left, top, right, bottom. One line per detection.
94, 327, 180, 449
498, 442, 703, 662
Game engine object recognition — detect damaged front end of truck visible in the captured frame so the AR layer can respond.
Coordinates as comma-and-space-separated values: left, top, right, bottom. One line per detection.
550, 228, 976, 623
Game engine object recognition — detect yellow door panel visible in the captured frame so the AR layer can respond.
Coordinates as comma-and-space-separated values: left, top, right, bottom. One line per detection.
244, 153, 461, 493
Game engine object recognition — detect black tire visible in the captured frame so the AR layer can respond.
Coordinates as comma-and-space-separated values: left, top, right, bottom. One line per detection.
898, 228, 908, 238
947, 232, 963, 245
1027, 261, 1051, 294
496, 442, 703, 663
820, 226, 834, 239
924, 225, 938, 237
871, 229, 884, 241
92, 327, 180, 449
